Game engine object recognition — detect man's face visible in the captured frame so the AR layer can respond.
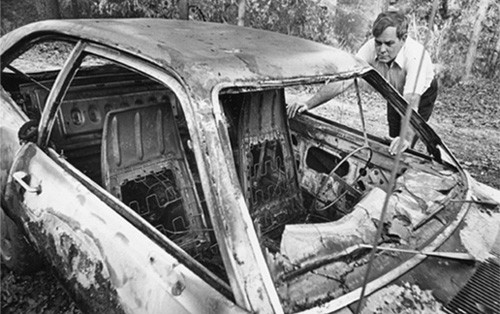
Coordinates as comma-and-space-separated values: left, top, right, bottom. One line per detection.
374, 26, 406, 63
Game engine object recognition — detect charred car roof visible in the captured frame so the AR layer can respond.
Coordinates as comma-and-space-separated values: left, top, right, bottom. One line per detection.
1, 19, 370, 93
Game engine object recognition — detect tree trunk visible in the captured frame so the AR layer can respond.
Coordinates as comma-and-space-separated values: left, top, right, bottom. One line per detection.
179, 0, 189, 20
35, 0, 61, 20
490, 4, 500, 77
491, 33, 500, 77
70, 0, 79, 18
463, 0, 491, 81
237, 0, 245, 26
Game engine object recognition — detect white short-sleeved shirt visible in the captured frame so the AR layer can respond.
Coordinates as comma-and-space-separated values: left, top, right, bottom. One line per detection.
356, 37, 435, 96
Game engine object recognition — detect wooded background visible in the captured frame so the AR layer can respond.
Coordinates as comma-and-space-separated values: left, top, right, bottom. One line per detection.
1, 0, 499, 83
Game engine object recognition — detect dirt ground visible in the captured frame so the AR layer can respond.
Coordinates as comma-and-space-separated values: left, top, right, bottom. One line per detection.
1, 79, 499, 313
431, 79, 500, 190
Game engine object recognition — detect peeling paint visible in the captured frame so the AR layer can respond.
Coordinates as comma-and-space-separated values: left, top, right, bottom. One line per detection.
76, 194, 86, 206
27, 220, 124, 314
0, 143, 15, 171
235, 53, 259, 74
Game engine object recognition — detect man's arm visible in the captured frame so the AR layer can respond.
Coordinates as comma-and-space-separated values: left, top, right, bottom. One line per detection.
287, 39, 374, 119
402, 92, 420, 140
286, 79, 353, 118
388, 92, 420, 155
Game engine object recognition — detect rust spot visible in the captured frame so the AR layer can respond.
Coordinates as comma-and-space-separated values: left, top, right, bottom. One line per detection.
115, 232, 129, 245
257, 286, 264, 301
134, 296, 143, 308
0, 144, 14, 170
76, 194, 86, 206
235, 53, 259, 74
27, 220, 125, 313
171, 279, 185, 296
233, 253, 244, 265
22, 144, 38, 164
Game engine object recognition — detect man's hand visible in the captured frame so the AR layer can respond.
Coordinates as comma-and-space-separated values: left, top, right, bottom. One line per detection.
389, 136, 410, 155
287, 102, 308, 118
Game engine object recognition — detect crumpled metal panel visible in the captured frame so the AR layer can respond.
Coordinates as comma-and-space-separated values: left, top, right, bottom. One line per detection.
276, 168, 463, 312
281, 187, 388, 264
280, 168, 460, 265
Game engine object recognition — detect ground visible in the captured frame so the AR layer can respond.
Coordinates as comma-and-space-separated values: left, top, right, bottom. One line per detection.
432, 79, 499, 190
1, 79, 499, 313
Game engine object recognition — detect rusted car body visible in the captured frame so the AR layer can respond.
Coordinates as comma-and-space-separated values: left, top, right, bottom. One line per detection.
1, 19, 499, 313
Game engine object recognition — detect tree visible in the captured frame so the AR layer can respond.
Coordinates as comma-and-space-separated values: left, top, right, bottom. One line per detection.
179, 0, 189, 20
237, 0, 245, 26
464, 0, 492, 81
489, 3, 500, 78
492, 27, 500, 77
34, 0, 61, 20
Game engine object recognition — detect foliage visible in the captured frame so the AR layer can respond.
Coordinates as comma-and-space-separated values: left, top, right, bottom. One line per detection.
66, 0, 373, 50
73, 0, 499, 82
405, 0, 500, 83
244, 0, 336, 45
3, 0, 498, 82
77, 0, 179, 18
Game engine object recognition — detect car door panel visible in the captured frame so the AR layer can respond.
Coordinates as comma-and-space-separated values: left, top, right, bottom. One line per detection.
6, 142, 245, 314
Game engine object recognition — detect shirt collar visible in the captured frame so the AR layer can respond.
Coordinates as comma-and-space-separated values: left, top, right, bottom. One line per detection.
393, 40, 407, 68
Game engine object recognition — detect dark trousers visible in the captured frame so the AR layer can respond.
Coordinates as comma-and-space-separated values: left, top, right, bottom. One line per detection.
387, 78, 438, 145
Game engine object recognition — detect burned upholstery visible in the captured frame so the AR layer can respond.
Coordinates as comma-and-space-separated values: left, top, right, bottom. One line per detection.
237, 89, 304, 242
101, 103, 209, 250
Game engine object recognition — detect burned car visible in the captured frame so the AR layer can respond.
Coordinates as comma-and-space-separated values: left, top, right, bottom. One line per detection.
1, 19, 499, 314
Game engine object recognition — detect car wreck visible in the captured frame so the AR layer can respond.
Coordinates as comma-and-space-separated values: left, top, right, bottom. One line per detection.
1, 19, 499, 314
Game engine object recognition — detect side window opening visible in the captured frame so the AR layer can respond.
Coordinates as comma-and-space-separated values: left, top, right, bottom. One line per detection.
285, 80, 390, 140
1, 39, 75, 121
10, 48, 228, 283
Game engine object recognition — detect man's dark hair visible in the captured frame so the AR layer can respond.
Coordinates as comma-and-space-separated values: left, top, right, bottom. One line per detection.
372, 11, 408, 39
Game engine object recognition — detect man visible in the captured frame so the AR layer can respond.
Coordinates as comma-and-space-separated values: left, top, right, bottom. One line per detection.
287, 11, 438, 155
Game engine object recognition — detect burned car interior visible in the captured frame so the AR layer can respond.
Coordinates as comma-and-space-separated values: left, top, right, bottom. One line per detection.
3, 38, 469, 312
